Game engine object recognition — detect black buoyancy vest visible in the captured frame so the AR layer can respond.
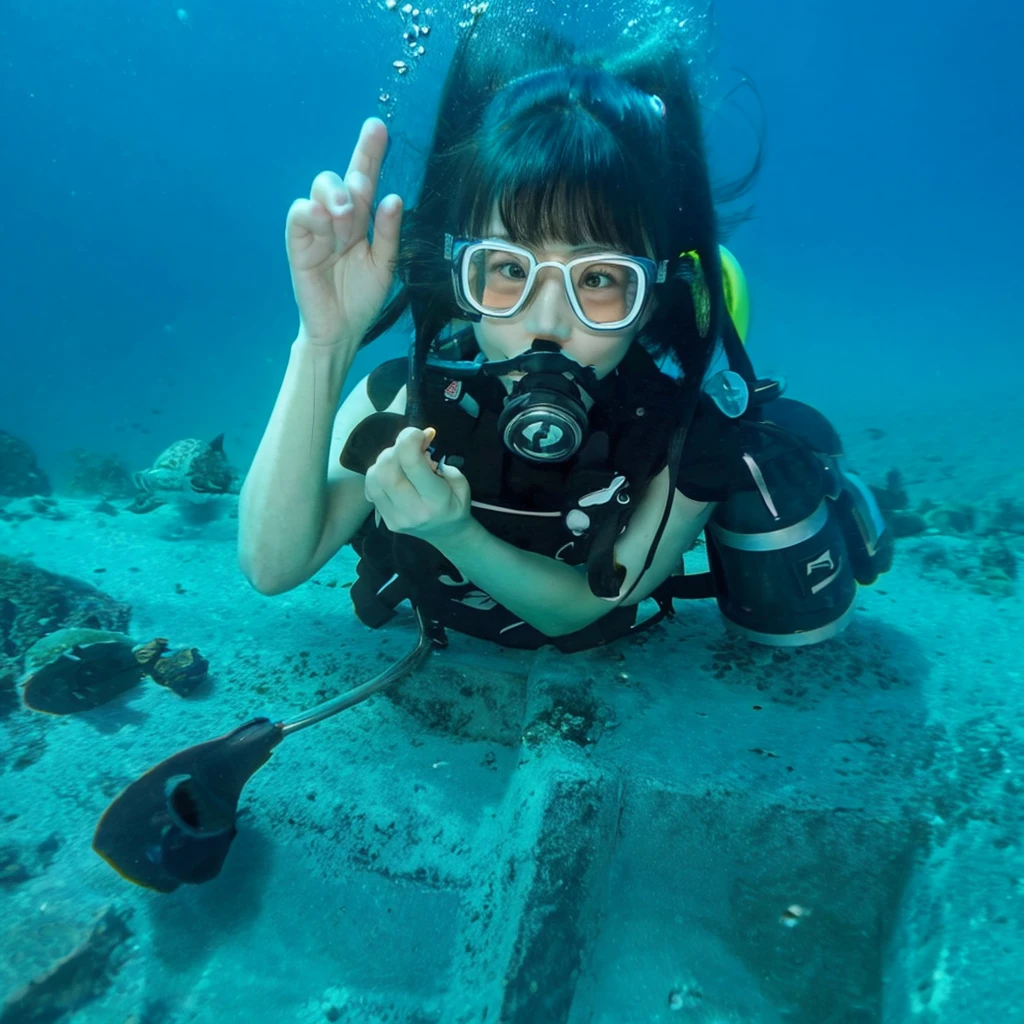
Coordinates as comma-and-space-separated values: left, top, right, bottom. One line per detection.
340, 331, 894, 652
339, 334, 691, 649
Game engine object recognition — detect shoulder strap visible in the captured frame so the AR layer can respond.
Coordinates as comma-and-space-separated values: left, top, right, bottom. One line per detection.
614, 380, 706, 604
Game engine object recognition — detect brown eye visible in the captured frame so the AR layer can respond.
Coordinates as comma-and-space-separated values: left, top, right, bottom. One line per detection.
495, 261, 527, 279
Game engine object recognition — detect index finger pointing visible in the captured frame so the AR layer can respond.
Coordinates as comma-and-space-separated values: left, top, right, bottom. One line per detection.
346, 117, 389, 189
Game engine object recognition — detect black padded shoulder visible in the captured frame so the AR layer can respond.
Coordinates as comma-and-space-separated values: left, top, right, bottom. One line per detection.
366, 358, 408, 412
758, 398, 843, 457
671, 397, 845, 503
672, 396, 747, 503
339, 412, 408, 474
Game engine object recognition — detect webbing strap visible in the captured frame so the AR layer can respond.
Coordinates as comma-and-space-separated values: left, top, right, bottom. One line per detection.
616, 381, 703, 605
654, 569, 716, 601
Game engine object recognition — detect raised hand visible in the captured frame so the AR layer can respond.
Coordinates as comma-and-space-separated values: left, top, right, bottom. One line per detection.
285, 117, 403, 349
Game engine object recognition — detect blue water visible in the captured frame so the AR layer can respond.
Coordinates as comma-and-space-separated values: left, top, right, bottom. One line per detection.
2, 0, 1023, 1020
4, 0, 1021, 474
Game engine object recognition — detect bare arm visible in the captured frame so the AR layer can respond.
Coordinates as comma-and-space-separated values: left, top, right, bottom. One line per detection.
433, 466, 712, 637
238, 338, 405, 595
241, 115, 405, 595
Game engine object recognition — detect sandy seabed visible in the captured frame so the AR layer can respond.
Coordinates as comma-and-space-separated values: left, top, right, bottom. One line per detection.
1, 396, 1023, 1024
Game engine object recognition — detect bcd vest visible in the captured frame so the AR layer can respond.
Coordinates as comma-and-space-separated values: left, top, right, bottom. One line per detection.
340, 334, 893, 652
340, 334, 700, 652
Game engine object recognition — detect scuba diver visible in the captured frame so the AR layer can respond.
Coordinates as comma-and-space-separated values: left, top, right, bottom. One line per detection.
92, 17, 895, 895
237, 18, 891, 651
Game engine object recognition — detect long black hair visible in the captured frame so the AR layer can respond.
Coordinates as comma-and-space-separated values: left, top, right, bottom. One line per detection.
363, 15, 760, 403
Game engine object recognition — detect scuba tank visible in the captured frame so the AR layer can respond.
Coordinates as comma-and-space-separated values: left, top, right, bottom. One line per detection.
704, 398, 892, 647
669, 245, 893, 647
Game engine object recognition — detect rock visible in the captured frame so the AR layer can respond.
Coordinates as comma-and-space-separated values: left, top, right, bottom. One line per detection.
19, 629, 146, 715
67, 450, 135, 500
0, 847, 32, 887
973, 539, 1019, 597
979, 538, 1019, 581
0, 905, 133, 1024
19, 630, 209, 713
911, 537, 1018, 598
985, 496, 1024, 536
871, 469, 931, 538
29, 497, 66, 522
871, 468, 909, 512
0, 671, 17, 718
0, 555, 132, 684
0, 431, 51, 497
887, 510, 928, 538
924, 502, 977, 534
0, 835, 62, 887
146, 645, 209, 696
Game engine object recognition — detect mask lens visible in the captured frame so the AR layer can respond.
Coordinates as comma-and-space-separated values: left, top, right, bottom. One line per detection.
572, 259, 640, 325
466, 246, 532, 313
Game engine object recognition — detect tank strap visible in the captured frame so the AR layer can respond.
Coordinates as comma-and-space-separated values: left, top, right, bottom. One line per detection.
582, 368, 684, 596
653, 570, 716, 601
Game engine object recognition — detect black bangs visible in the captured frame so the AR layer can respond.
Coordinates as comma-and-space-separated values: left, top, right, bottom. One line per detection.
364, 18, 762, 396
455, 70, 667, 258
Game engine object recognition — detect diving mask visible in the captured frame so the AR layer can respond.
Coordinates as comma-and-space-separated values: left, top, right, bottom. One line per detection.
445, 234, 667, 333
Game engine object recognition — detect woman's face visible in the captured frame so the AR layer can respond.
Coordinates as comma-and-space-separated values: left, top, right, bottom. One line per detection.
470, 209, 656, 391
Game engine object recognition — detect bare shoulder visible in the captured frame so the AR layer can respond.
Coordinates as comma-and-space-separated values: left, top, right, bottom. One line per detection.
613, 466, 713, 606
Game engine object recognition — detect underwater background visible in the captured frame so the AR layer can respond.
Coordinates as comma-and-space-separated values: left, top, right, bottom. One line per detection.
1, 0, 1023, 1022
3, 0, 1022, 469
